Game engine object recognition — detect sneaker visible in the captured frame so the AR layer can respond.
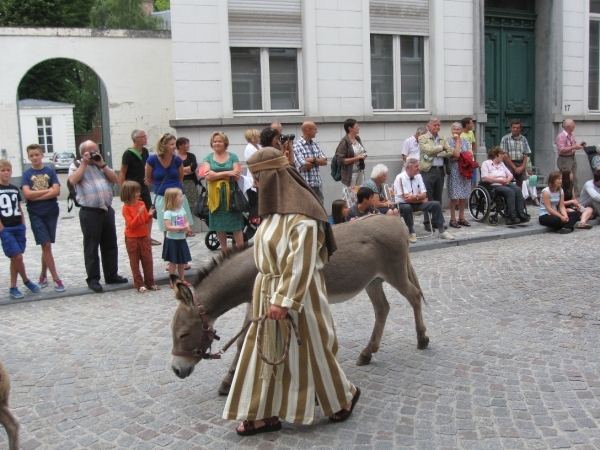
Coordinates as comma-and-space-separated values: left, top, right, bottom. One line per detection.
54, 279, 66, 292
38, 276, 49, 288
24, 279, 41, 293
409, 233, 417, 243
9, 287, 24, 299
439, 231, 455, 240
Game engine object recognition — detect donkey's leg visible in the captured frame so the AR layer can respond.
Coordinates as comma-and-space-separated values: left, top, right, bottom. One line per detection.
218, 302, 252, 395
0, 405, 20, 450
357, 280, 390, 366
386, 274, 428, 349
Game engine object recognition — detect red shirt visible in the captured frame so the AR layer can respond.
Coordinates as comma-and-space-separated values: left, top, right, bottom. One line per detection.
122, 200, 152, 237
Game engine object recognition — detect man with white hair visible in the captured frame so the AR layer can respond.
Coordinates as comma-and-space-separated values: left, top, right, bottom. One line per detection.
556, 119, 586, 192
69, 140, 128, 293
402, 126, 428, 162
394, 158, 454, 243
418, 118, 453, 231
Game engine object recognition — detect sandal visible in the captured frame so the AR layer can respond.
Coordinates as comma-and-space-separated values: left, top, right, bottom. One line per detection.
138, 286, 149, 293
148, 285, 161, 291
329, 387, 361, 423
458, 219, 471, 227
576, 223, 593, 229
169, 281, 174, 289
186, 231, 196, 237
184, 264, 191, 271
532, 198, 540, 206
236, 416, 282, 436
183, 281, 192, 287
150, 239, 161, 246
449, 220, 461, 229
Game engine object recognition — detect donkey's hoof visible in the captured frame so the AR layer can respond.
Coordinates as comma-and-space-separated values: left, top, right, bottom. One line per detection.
218, 382, 231, 396
417, 337, 430, 349
356, 353, 372, 366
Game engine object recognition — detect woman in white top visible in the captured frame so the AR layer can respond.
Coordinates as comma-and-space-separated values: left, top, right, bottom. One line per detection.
538, 170, 581, 234
243, 129, 261, 177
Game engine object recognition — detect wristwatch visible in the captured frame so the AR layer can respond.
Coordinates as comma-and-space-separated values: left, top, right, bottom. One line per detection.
100, 164, 107, 169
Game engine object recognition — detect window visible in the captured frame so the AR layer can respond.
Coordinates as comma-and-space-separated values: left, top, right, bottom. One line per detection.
231, 47, 300, 112
371, 35, 425, 111
37, 117, 53, 153
590, 1, 600, 110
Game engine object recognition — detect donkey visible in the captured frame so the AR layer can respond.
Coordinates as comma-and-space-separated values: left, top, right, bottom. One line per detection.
0, 360, 20, 450
170, 215, 428, 394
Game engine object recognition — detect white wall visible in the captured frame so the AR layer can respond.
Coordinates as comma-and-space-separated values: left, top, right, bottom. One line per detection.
19, 106, 76, 161
0, 28, 175, 177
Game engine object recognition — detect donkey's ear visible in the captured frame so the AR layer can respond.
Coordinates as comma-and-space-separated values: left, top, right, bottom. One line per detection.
171, 275, 195, 309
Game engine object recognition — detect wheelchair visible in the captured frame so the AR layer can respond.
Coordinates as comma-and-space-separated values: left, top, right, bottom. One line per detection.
468, 170, 527, 226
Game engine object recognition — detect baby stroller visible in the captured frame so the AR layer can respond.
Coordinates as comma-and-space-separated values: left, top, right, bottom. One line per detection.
195, 178, 260, 251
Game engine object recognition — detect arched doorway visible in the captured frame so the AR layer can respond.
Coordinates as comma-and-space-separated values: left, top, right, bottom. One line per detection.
17, 58, 111, 172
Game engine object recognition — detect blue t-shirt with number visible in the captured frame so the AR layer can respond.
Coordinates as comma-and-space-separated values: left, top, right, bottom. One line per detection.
21, 166, 60, 216
0, 183, 23, 227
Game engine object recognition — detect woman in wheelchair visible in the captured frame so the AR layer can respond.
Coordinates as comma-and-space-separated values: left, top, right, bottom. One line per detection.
480, 146, 530, 225
539, 171, 581, 234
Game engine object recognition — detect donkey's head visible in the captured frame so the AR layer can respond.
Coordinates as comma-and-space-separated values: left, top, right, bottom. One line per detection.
170, 275, 219, 379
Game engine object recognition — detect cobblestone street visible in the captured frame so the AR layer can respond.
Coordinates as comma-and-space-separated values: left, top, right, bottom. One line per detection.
1, 229, 600, 449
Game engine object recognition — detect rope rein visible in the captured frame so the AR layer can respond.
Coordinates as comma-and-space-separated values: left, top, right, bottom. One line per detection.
220, 313, 301, 366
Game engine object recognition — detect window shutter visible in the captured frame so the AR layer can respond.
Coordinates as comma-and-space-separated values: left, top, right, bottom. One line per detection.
228, 0, 302, 48
370, 0, 429, 35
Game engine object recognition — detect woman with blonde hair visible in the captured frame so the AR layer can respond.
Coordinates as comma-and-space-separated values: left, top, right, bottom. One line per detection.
145, 133, 195, 249
202, 131, 244, 253
243, 129, 261, 177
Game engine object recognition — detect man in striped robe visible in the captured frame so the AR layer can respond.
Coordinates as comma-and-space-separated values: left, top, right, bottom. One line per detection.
223, 148, 360, 435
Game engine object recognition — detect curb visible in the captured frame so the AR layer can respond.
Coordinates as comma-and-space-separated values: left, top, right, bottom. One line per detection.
1, 218, 596, 306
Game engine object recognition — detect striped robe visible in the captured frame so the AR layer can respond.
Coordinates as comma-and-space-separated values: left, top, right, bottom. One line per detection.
223, 213, 356, 424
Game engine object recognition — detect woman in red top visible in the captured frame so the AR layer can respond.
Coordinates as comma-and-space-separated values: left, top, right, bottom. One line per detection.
120, 181, 160, 293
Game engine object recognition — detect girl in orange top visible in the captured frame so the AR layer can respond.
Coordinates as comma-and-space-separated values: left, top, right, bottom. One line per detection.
121, 181, 159, 293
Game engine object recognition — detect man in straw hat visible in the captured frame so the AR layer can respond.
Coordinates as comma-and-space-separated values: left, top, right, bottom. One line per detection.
223, 147, 360, 435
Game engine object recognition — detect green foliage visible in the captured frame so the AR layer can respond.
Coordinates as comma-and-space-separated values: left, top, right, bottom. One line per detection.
90, 0, 162, 30
0, 0, 92, 27
18, 59, 100, 135
154, 0, 170, 11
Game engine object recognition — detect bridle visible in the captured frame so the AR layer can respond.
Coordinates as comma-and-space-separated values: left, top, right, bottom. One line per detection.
171, 293, 221, 360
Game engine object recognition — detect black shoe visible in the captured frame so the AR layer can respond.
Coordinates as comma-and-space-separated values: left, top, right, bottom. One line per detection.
518, 213, 530, 223
88, 281, 104, 293
557, 228, 573, 234
106, 275, 128, 284
424, 224, 432, 232
506, 215, 521, 225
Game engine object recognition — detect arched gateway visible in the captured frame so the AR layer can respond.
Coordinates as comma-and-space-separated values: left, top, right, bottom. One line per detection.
0, 27, 175, 177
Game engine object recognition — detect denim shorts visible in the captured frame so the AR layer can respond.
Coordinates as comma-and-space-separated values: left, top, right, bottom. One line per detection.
29, 212, 59, 245
0, 223, 27, 258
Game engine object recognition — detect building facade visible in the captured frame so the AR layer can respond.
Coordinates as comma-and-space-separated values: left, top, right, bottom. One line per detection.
169, 0, 600, 203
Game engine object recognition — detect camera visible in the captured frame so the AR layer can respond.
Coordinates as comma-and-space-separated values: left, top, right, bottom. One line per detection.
279, 134, 295, 144
89, 151, 102, 162
358, 152, 367, 171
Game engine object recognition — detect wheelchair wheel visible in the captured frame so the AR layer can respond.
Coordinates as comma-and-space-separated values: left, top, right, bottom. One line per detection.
205, 231, 220, 250
488, 213, 499, 226
469, 186, 491, 221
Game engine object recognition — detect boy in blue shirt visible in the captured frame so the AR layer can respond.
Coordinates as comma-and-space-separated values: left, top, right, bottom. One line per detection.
20, 144, 65, 292
0, 159, 41, 298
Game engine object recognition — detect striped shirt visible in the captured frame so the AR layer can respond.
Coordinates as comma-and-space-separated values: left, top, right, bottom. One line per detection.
223, 213, 356, 424
293, 138, 326, 187
68, 162, 113, 209
500, 133, 531, 161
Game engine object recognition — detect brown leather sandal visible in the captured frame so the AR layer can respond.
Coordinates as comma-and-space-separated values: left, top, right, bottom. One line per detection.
458, 219, 471, 227
329, 387, 361, 422
236, 416, 281, 436
449, 220, 461, 228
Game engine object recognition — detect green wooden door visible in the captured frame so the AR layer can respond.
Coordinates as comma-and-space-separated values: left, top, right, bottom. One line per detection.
484, 13, 536, 159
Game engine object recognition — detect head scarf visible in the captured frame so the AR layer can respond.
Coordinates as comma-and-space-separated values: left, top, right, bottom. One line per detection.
247, 147, 337, 258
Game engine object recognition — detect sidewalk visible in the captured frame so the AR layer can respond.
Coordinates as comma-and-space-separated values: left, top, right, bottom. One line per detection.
0, 199, 592, 305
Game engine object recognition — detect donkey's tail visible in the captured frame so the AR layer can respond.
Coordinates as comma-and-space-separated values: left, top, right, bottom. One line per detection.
406, 252, 427, 306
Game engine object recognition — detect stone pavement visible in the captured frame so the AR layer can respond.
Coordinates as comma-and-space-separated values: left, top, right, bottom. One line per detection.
1, 223, 600, 449
0, 198, 563, 304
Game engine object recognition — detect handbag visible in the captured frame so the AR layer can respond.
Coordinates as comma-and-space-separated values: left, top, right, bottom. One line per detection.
193, 185, 209, 220
229, 180, 250, 213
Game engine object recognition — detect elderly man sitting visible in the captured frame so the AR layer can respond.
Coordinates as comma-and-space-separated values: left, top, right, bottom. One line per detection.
481, 146, 530, 226
393, 158, 454, 243
362, 164, 398, 215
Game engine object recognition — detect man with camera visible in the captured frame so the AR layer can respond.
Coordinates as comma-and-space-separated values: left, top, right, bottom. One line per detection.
556, 119, 585, 192
270, 121, 295, 165
68, 140, 128, 293
293, 121, 327, 202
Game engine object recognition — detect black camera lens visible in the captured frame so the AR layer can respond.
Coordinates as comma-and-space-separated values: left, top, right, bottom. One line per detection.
89, 151, 102, 162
